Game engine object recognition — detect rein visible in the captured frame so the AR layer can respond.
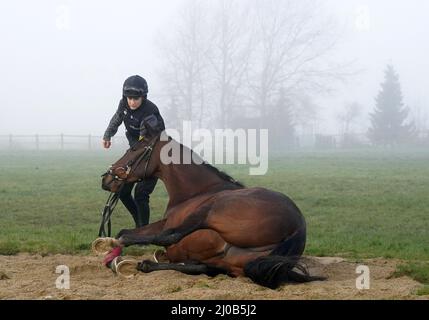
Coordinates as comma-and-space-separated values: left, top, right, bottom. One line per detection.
98, 191, 121, 237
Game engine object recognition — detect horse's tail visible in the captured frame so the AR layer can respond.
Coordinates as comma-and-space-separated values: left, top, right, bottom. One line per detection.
243, 228, 326, 289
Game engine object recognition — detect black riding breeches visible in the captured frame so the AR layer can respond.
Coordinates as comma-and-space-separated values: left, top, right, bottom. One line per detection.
119, 176, 158, 228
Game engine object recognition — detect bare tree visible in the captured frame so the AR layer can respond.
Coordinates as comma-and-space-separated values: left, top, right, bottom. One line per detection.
410, 101, 428, 135
336, 101, 363, 147
337, 102, 362, 136
157, 0, 351, 132
246, 0, 350, 119
293, 94, 321, 135
157, 0, 211, 127
207, 0, 253, 127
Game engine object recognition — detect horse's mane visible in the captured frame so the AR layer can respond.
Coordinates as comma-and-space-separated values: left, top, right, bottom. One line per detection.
129, 135, 245, 188
200, 162, 245, 188
174, 139, 245, 188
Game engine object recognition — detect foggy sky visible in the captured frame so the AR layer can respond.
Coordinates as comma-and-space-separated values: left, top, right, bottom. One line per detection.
0, 0, 428, 136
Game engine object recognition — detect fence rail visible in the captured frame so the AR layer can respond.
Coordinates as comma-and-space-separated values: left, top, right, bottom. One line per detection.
0, 132, 427, 150
0, 134, 129, 150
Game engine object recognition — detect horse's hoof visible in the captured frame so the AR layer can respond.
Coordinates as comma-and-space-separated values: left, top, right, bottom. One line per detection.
137, 260, 151, 273
115, 259, 139, 278
91, 237, 119, 256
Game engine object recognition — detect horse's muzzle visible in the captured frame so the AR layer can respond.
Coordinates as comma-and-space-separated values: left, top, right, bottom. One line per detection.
101, 177, 112, 192
101, 181, 111, 192
102, 178, 122, 193
101, 172, 118, 192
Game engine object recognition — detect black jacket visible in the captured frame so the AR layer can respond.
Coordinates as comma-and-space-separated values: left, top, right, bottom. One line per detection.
103, 98, 165, 146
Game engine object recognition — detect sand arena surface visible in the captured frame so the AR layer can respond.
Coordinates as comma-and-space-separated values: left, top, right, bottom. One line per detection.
0, 253, 427, 300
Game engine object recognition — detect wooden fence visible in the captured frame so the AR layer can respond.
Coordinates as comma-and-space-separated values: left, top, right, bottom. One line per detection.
0, 134, 129, 150
0, 132, 427, 150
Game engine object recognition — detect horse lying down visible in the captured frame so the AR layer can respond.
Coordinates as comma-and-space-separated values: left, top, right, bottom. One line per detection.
96, 134, 326, 289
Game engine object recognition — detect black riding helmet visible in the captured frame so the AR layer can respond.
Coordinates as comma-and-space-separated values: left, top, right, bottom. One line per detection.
123, 75, 148, 98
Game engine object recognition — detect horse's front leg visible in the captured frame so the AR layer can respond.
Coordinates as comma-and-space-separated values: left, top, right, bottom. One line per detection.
118, 205, 212, 247
116, 218, 167, 240
103, 219, 167, 266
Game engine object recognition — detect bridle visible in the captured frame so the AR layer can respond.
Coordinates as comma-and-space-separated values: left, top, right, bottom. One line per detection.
98, 134, 160, 237
126, 133, 160, 181
101, 133, 160, 186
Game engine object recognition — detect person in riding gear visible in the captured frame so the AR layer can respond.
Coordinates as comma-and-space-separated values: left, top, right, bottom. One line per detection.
102, 75, 165, 228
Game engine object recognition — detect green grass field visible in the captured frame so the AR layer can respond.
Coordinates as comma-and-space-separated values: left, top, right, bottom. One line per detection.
0, 148, 428, 284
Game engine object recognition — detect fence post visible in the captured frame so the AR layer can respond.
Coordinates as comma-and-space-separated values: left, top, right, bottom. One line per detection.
35, 134, 39, 150
9, 134, 13, 149
60, 133, 64, 150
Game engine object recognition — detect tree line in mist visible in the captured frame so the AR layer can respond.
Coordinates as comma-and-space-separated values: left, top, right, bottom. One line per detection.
155, 0, 427, 148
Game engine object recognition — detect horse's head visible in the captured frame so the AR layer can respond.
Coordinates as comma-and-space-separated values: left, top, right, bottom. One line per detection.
101, 134, 161, 193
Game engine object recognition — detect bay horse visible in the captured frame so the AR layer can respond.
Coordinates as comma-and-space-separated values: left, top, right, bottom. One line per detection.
99, 132, 325, 289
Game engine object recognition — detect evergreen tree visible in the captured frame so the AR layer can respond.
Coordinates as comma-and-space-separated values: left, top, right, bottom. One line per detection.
368, 65, 415, 145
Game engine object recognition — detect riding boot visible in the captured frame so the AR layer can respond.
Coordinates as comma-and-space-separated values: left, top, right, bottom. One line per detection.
119, 196, 137, 216
119, 183, 141, 228
128, 202, 146, 228
134, 178, 158, 228
134, 200, 150, 228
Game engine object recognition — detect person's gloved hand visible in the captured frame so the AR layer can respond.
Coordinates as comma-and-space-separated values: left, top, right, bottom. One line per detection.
103, 140, 112, 149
